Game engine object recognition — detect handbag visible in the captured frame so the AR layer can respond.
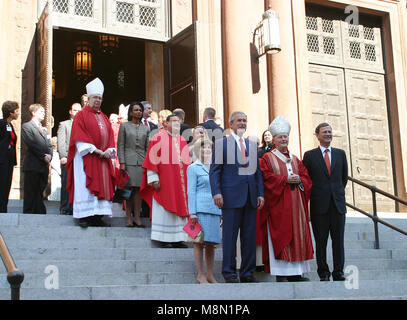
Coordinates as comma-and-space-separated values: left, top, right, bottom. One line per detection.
113, 187, 133, 203
187, 230, 204, 243
113, 169, 133, 203
183, 218, 204, 243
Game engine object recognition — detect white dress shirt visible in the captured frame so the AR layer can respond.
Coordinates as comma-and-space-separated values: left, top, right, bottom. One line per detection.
319, 145, 332, 164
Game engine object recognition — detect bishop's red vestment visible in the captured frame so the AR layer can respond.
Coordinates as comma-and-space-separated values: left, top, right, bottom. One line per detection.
66, 105, 116, 204
259, 149, 314, 273
140, 130, 190, 219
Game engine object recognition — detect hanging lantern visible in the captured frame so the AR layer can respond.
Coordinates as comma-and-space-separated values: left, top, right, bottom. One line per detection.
262, 8, 281, 55
73, 41, 92, 78
99, 34, 119, 54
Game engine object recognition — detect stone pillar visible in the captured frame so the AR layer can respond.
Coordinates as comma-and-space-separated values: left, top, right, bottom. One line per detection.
195, 0, 224, 124
266, 0, 313, 156
266, 0, 299, 155
0, 0, 37, 199
221, 0, 270, 138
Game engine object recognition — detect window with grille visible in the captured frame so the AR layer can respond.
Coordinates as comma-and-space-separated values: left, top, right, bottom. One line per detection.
305, 17, 337, 56
116, 2, 135, 24
140, 6, 157, 27
53, 0, 69, 13
305, 15, 382, 72
74, 0, 93, 17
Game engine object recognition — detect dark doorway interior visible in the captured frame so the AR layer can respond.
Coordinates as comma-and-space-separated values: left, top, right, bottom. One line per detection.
52, 29, 146, 135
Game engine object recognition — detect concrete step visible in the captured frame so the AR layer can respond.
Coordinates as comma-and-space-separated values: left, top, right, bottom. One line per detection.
2, 258, 407, 275
1, 279, 407, 300
2, 224, 406, 244
2, 246, 401, 261
2, 268, 407, 289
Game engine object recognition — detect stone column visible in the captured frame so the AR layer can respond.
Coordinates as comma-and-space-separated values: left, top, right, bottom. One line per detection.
266, 0, 313, 156
221, 0, 270, 138
194, 0, 224, 124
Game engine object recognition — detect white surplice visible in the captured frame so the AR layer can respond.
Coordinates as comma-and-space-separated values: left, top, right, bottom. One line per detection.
147, 170, 187, 243
72, 142, 115, 219
267, 221, 312, 276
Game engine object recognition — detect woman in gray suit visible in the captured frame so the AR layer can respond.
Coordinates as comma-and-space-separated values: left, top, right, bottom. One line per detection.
118, 102, 150, 227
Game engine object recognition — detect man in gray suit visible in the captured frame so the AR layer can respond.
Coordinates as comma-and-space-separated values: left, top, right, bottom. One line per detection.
57, 103, 82, 215
22, 104, 53, 214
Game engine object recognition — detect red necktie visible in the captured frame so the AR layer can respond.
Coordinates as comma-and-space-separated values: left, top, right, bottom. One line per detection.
324, 149, 331, 175
143, 119, 148, 126
240, 138, 247, 164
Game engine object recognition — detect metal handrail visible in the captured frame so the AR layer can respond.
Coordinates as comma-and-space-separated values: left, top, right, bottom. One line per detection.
0, 232, 24, 300
347, 176, 407, 249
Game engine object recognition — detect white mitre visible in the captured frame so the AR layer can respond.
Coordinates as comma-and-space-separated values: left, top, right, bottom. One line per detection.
86, 77, 104, 97
269, 115, 291, 136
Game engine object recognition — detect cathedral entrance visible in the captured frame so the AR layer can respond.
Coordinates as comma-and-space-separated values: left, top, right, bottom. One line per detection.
52, 28, 146, 135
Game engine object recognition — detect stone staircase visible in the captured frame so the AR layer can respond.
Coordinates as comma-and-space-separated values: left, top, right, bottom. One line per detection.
1, 200, 407, 300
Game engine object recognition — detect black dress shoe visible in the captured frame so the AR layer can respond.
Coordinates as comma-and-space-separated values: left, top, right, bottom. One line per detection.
225, 277, 239, 283
333, 275, 346, 281
287, 275, 310, 282
276, 276, 288, 282
92, 215, 111, 227
78, 218, 89, 228
320, 275, 330, 281
160, 242, 174, 248
172, 241, 188, 248
240, 275, 258, 283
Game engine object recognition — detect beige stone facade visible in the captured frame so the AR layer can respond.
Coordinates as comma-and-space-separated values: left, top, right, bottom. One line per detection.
0, 0, 406, 211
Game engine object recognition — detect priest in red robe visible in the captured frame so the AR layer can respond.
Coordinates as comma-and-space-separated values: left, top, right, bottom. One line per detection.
259, 115, 314, 282
66, 78, 117, 228
140, 113, 191, 248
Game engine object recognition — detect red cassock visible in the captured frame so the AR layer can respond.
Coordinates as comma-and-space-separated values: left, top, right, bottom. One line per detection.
66, 105, 116, 204
140, 130, 191, 220
259, 150, 314, 273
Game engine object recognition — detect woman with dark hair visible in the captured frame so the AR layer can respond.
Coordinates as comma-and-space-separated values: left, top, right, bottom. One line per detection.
0, 101, 19, 212
118, 102, 150, 227
258, 129, 273, 158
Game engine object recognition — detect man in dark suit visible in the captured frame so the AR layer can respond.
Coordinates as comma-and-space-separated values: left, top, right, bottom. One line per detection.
173, 108, 192, 143
22, 104, 53, 214
303, 123, 348, 281
209, 111, 264, 283
57, 103, 82, 215
141, 101, 158, 133
199, 107, 224, 143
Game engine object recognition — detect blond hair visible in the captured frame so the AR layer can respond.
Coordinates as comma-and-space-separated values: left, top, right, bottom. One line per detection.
193, 138, 213, 162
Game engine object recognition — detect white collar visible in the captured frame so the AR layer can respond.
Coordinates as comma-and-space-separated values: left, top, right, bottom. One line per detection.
32, 118, 42, 127
319, 145, 332, 153
230, 131, 244, 143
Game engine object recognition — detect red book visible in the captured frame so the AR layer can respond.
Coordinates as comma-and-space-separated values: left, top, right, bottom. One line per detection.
183, 219, 202, 238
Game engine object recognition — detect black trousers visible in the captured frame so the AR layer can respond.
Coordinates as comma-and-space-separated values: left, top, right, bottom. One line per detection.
0, 154, 15, 213
60, 164, 72, 213
23, 170, 48, 214
311, 200, 346, 279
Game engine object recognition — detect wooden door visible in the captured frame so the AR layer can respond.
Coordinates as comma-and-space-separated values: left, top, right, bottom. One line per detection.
165, 23, 198, 126
308, 64, 354, 206
36, 2, 53, 131
345, 70, 395, 212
